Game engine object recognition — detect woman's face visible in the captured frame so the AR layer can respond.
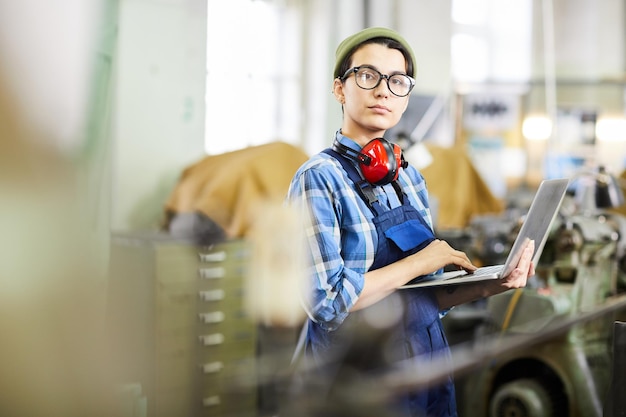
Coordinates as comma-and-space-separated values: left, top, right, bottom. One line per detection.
333, 43, 410, 146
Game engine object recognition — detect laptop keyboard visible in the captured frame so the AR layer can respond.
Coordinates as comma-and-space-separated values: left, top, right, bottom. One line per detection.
472, 264, 504, 276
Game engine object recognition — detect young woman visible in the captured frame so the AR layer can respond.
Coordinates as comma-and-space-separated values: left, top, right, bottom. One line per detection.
286, 27, 535, 417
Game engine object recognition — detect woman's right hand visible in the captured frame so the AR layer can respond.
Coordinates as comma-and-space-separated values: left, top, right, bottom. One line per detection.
407, 239, 477, 279
357, 239, 478, 310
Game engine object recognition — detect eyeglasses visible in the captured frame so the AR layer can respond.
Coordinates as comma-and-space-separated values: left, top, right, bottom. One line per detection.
340, 65, 415, 97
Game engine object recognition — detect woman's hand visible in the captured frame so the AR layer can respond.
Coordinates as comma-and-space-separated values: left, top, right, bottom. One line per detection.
434, 240, 535, 310
405, 239, 478, 279
486, 239, 536, 295
356, 239, 476, 310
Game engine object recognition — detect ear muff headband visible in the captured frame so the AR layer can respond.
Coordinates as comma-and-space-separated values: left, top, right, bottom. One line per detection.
332, 138, 408, 186
332, 140, 372, 166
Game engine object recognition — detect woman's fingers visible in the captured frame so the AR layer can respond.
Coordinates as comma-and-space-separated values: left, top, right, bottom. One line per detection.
505, 240, 535, 287
519, 240, 535, 271
418, 239, 477, 273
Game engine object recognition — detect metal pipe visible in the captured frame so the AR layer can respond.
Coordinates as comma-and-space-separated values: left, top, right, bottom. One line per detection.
605, 321, 626, 417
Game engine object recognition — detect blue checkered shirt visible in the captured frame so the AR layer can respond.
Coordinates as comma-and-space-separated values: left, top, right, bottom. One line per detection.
286, 133, 435, 331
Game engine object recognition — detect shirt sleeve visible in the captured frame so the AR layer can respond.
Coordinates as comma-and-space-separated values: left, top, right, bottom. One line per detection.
286, 160, 366, 331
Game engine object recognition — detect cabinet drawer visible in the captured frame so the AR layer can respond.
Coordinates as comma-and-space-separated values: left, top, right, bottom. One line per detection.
198, 241, 250, 264
195, 336, 256, 360
197, 390, 257, 417
196, 310, 254, 332
197, 287, 247, 313
197, 355, 255, 381
197, 266, 248, 291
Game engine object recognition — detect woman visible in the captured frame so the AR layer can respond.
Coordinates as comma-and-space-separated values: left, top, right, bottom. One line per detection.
286, 27, 535, 417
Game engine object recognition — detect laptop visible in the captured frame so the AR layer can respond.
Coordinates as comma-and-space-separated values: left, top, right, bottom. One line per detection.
400, 178, 570, 289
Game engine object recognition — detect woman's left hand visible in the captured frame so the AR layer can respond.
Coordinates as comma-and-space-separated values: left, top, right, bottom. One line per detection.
488, 239, 535, 295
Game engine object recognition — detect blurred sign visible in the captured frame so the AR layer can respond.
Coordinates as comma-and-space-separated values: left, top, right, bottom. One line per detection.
463, 93, 520, 132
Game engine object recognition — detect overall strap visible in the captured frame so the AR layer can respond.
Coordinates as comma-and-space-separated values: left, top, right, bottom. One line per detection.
323, 148, 387, 216
324, 148, 434, 240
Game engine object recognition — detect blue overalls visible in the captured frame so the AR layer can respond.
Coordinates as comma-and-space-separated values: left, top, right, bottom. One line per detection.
303, 148, 457, 417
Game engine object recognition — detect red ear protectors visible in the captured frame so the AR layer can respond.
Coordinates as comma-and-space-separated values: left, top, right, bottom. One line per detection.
333, 138, 408, 185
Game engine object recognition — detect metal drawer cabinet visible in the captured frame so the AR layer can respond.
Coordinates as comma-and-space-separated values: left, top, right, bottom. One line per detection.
107, 233, 257, 417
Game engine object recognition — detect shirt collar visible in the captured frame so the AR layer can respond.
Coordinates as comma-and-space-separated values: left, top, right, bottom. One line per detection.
335, 130, 362, 153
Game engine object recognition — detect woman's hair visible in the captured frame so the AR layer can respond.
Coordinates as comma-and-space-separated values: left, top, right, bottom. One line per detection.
336, 37, 415, 79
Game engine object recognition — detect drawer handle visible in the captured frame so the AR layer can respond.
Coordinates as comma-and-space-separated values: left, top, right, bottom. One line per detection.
199, 290, 224, 301
199, 267, 225, 279
199, 333, 224, 346
199, 251, 227, 263
199, 311, 225, 324
201, 361, 224, 374
202, 395, 221, 407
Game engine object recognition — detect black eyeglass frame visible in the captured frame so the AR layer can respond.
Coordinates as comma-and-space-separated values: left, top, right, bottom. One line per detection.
340, 65, 415, 97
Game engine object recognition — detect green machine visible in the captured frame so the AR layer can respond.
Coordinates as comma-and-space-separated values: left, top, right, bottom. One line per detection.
455, 193, 626, 417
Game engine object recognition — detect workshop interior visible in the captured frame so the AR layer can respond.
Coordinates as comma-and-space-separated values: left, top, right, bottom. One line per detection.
1, 0, 626, 416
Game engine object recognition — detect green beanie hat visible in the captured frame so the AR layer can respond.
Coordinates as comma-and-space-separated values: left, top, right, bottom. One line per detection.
333, 27, 416, 79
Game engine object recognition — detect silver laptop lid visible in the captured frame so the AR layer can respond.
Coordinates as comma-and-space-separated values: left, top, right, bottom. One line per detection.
499, 178, 569, 277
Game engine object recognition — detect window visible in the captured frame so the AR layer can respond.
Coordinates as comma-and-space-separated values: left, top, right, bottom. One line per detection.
451, 0, 532, 83
204, 0, 302, 155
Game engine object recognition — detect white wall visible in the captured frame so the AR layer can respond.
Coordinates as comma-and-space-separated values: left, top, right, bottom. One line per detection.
398, 0, 453, 95
532, 0, 624, 80
111, 0, 207, 231
109, 0, 625, 231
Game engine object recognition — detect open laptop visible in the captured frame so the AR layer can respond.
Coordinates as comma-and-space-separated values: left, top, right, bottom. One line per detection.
400, 178, 570, 289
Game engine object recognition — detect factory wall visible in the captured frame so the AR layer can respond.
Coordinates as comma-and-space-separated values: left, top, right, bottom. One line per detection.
109, 0, 625, 231
111, 0, 208, 232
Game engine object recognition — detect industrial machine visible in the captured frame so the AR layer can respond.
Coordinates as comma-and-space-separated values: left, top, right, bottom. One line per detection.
447, 174, 626, 417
